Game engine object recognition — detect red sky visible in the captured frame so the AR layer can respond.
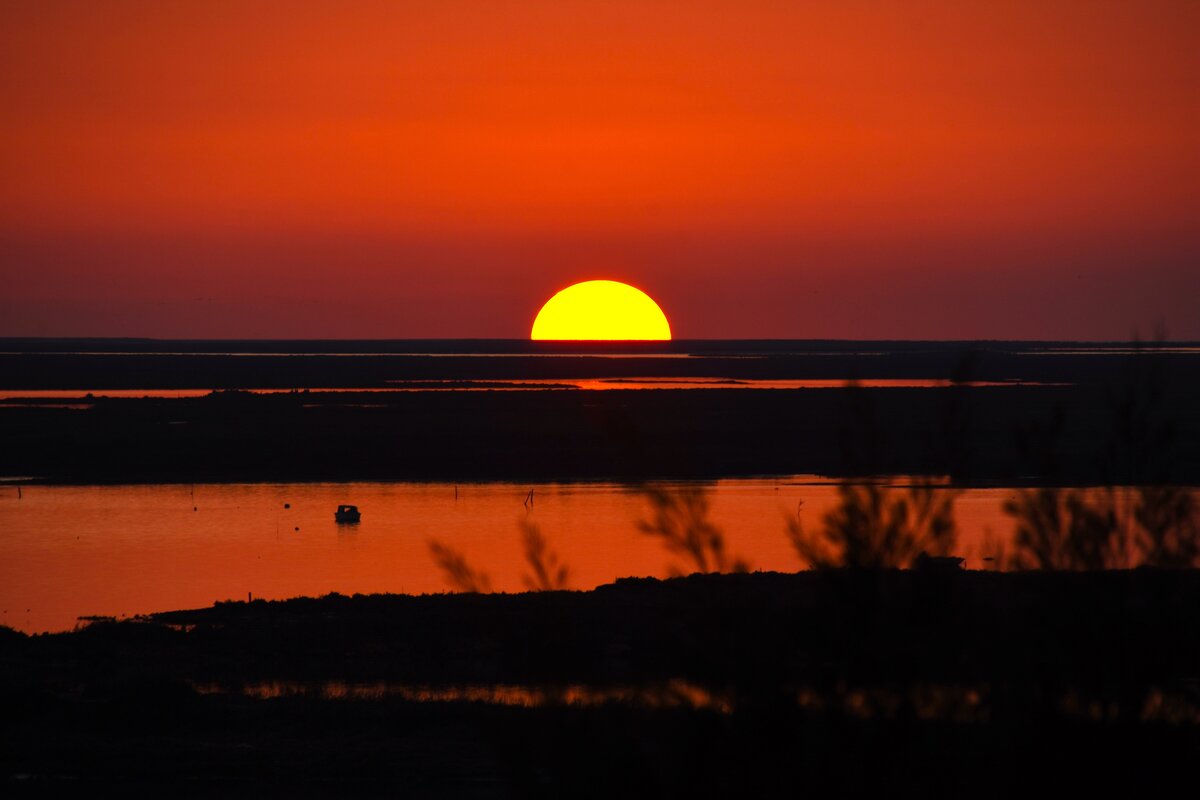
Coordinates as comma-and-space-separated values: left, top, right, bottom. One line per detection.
1, 1, 1196, 339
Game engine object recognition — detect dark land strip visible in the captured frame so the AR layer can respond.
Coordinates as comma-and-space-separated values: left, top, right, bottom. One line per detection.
4, 339, 1200, 388
5, 341, 1198, 485
3, 384, 1199, 484
3, 569, 1200, 796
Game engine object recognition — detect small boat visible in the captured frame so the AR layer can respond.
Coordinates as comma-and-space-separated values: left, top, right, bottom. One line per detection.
334, 504, 361, 523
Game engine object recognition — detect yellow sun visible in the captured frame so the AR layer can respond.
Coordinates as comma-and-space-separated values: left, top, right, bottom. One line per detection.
531, 280, 672, 340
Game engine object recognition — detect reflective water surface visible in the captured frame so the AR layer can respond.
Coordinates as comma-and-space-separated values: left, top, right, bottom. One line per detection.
0, 479, 1034, 633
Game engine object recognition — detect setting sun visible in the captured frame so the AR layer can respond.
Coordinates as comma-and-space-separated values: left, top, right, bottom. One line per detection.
531, 280, 672, 341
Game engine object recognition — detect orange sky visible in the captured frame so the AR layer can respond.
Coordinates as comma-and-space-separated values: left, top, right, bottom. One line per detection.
1, 1, 1197, 338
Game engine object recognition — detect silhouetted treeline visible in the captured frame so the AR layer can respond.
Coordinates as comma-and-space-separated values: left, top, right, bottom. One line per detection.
1000, 342, 1200, 568
779, 342, 1200, 569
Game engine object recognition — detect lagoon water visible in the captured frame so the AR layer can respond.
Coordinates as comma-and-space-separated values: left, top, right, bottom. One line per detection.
1, 478, 1025, 633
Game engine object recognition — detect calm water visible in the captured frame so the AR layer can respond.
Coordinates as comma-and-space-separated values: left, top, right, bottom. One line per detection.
0, 478, 1027, 633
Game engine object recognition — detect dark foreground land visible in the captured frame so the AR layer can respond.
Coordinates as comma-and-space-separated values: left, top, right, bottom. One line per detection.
4, 569, 1200, 797
3, 339, 1200, 484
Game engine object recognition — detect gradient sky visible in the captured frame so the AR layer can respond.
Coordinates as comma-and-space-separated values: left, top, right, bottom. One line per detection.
1, 1, 1196, 339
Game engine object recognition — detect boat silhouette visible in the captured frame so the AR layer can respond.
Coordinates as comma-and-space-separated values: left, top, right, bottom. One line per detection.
334, 504, 361, 523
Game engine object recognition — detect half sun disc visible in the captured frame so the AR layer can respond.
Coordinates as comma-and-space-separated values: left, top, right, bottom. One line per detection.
531, 280, 672, 341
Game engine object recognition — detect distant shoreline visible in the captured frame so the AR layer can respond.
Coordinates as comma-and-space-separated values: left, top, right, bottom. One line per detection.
4, 385, 1197, 485
3, 343, 1197, 485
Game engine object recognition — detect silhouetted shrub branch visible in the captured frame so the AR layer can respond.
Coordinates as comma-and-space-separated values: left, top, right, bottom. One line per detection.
786, 480, 959, 569
519, 518, 571, 591
427, 540, 493, 593
636, 484, 748, 575
1005, 338, 1199, 569
1005, 486, 1199, 569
